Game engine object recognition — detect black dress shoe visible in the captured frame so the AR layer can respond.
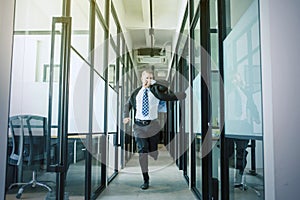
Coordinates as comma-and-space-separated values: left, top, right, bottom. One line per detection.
140, 182, 149, 190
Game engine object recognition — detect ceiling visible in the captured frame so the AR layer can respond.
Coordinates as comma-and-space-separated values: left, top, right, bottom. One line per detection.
113, 0, 187, 79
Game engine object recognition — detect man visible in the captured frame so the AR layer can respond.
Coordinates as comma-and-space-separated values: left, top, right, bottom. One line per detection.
123, 70, 186, 190
226, 72, 261, 186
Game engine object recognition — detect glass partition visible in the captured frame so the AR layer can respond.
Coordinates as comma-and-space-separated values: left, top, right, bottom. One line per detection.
224, 0, 263, 138
71, 0, 90, 59
107, 86, 118, 179
110, 12, 118, 42
95, 10, 106, 79
193, 16, 202, 194
65, 49, 92, 197
193, 0, 200, 17
69, 51, 90, 134
210, 0, 221, 198
108, 44, 117, 88
96, 0, 106, 19
7, 0, 113, 199
223, 0, 264, 198
10, 0, 62, 117
67, 1, 93, 195
174, 7, 189, 179
91, 73, 106, 193
6, 0, 62, 199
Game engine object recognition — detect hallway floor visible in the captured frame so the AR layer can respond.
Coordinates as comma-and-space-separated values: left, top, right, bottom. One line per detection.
97, 145, 196, 200
5, 145, 196, 200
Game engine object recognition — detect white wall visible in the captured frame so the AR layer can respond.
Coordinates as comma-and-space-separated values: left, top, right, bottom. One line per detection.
260, 0, 300, 199
0, 0, 15, 198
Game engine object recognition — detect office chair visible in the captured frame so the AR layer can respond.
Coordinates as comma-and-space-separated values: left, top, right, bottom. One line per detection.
234, 140, 262, 197
8, 115, 52, 199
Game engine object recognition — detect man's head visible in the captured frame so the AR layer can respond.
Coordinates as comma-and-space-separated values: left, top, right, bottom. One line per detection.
141, 70, 154, 88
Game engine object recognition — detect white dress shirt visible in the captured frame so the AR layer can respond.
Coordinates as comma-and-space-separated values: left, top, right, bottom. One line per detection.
135, 87, 159, 120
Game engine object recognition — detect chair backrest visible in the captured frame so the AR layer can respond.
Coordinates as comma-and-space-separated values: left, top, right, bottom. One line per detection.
8, 115, 48, 167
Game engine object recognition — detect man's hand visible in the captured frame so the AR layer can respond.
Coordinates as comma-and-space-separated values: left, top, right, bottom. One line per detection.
123, 117, 131, 124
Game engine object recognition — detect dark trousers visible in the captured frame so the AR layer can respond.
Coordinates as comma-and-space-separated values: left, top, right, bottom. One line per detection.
227, 138, 249, 173
134, 120, 161, 181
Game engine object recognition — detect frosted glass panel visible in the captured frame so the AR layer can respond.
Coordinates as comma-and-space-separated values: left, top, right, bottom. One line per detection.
14, 0, 62, 31
108, 87, 118, 132
69, 51, 90, 133
224, 0, 262, 138
71, 0, 90, 59
93, 76, 105, 133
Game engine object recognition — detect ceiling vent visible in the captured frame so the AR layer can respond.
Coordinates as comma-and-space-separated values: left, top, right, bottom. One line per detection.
136, 48, 167, 64
136, 56, 166, 64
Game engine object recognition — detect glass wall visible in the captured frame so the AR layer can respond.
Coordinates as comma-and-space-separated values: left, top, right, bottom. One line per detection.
210, 0, 221, 198
6, 0, 62, 199
223, 0, 264, 199
6, 0, 265, 199
6, 0, 125, 199
193, 15, 203, 194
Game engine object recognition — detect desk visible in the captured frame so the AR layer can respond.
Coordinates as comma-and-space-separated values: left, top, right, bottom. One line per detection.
226, 133, 263, 174
195, 131, 263, 176
49, 136, 85, 166
225, 133, 263, 141
67, 137, 85, 164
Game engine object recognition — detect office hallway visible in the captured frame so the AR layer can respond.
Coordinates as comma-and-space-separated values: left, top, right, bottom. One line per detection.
97, 145, 196, 200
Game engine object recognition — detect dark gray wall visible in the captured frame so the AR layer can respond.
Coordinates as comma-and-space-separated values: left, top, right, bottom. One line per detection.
0, 0, 15, 198
260, 0, 300, 199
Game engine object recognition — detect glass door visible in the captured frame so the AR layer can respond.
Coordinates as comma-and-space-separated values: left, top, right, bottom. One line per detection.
5, 0, 67, 199
6, 0, 108, 199
47, 15, 73, 199
220, 0, 265, 199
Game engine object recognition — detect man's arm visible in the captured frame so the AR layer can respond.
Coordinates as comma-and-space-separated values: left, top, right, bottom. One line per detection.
123, 87, 140, 124
123, 97, 132, 117
123, 98, 132, 124
151, 81, 186, 101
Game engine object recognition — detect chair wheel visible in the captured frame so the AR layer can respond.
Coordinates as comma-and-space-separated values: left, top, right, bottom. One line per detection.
16, 193, 22, 199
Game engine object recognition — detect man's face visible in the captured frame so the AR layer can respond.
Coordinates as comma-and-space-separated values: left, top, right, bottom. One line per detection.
141, 72, 153, 88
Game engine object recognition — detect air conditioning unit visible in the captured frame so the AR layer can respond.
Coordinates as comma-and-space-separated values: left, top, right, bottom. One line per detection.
136, 56, 167, 64
135, 48, 167, 64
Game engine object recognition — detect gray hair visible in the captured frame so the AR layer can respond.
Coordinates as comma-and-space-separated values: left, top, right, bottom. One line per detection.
141, 69, 154, 77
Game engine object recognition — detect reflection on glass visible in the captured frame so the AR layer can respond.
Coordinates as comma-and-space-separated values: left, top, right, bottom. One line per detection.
223, 0, 264, 198
194, 74, 202, 192
108, 44, 117, 87
224, 0, 262, 138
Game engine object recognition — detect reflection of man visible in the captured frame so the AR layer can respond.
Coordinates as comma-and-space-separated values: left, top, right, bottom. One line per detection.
123, 70, 186, 190
226, 72, 261, 185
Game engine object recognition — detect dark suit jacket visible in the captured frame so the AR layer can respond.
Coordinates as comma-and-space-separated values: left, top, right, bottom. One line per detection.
123, 80, 186, 119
